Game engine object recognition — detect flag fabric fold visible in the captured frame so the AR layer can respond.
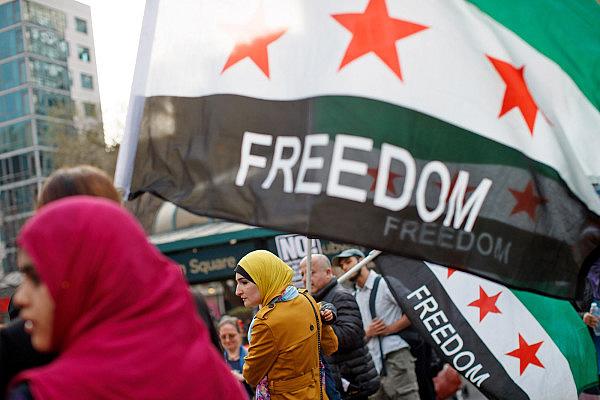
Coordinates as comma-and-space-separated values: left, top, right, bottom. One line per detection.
116, 0, 600, 298
376, 254, 597, 400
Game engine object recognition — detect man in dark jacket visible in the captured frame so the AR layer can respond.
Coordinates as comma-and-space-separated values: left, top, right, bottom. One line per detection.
300, 254, 380, 399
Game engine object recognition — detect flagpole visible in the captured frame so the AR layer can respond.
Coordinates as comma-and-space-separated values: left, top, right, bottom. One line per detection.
306, 237, 312, 293
113, 0, 161, 198
338, 250, 382, 284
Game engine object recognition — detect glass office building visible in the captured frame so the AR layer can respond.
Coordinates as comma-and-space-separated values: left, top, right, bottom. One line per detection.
0, 0, 101, 271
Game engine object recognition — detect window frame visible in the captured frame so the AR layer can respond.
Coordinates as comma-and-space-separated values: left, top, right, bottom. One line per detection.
77, 45, 91, 62
83, 102, 97, 117
80, 72, 93, 89
75, 17, 87, 34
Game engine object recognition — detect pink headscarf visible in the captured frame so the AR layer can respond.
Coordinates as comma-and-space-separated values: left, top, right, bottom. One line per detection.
13, 197, 246, 399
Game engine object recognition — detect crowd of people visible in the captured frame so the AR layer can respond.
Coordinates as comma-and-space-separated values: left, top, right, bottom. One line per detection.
0, 165, 597, 399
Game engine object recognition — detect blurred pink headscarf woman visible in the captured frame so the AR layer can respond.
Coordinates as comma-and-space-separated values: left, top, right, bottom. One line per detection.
11, 196, 246, 399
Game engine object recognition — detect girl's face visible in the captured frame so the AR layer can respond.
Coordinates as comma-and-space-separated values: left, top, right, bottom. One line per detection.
219, 323, 241, 353
235, 273, 261, 307
14, 249, 55, 352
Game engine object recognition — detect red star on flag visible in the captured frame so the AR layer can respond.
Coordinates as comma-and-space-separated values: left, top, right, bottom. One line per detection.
467, 286, 502, 322
332, 0, 428, 80
434, 174, 476, 203
221, 7, 287, 78
367, 168, 403, 195
0, 297, 9, 313
487, 56, 539, 135
506, 334, 545, 375
509, 181, 547, 221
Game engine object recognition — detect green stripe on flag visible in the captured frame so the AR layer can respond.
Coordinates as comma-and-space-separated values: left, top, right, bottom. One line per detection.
313, 96, 561, 181
468, 0, 600, 110
513, 289, 598, 392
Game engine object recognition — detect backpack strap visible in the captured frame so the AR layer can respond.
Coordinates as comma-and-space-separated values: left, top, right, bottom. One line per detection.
369, 276, 382, 320
368, 276, 386, 376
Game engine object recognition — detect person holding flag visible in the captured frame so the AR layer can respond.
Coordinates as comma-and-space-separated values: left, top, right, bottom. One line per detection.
333, 249, 419, 400
299, 254, 380, 399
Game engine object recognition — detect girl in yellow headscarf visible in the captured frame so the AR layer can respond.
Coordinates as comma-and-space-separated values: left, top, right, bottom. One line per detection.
235, 250, 338, 400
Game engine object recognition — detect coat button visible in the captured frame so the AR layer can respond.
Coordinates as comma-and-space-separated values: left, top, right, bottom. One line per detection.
310, 324, 314, 331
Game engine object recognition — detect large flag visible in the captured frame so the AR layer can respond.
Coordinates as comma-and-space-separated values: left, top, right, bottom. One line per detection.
115, 0, 600, 298
376, 254, 598, 399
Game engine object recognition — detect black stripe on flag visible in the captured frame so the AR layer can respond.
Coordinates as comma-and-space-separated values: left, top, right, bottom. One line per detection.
130, 94, 599, 299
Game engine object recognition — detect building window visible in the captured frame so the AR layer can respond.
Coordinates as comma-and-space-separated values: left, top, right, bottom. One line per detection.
83, 102, 97, 117
0, 214, 31, 272
39, 150, 54, 176
0, 152, 35, 185
0, 28, 24, 60
75, 17, 87, 34
22, 1, 66, 32
0, 1, 21, 30
0, 58, 27, 91
0, 89, 29, 123
32, 89, 73, 119
0, 120, 32, 153
77, 45, 90, 62
1, 215, 30, 258
26, 26, 68, 62
29, 59, 70, 90
80, 73, 93, 89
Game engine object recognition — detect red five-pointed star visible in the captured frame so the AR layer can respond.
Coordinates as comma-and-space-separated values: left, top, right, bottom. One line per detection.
221, 7, 287, 78
506, 334, 545, 375
509, 181, 547, 222
367, 168, 403, 194
435, 174, 476, 203
332, 0, 428, 80
467, 286, 502, 322
487, 56, 539, 135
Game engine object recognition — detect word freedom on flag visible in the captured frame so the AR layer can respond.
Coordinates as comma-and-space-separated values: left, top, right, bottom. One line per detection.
116, 0, 600, 298
236, 131, 492, 232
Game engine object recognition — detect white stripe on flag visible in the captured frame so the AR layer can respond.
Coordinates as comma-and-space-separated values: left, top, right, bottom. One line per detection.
130, 0, 600, 214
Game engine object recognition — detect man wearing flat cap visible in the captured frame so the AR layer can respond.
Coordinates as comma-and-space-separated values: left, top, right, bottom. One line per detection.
333, 249, 419, 400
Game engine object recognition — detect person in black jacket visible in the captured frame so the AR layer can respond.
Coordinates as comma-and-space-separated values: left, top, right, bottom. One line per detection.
300, 254, 380, 399
0, 303, 55, 397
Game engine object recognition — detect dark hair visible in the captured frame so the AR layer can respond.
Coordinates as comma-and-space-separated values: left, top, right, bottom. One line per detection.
8, 295, 19, 321
192, 292, 222, 352
234, 265, 255, 284
37, 165, 121, 208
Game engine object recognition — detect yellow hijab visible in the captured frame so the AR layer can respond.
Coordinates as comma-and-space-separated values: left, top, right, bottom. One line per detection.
238, 250, 294, 306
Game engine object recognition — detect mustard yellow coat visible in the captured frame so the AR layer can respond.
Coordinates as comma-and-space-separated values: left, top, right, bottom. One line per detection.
243, 291, 338, 399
